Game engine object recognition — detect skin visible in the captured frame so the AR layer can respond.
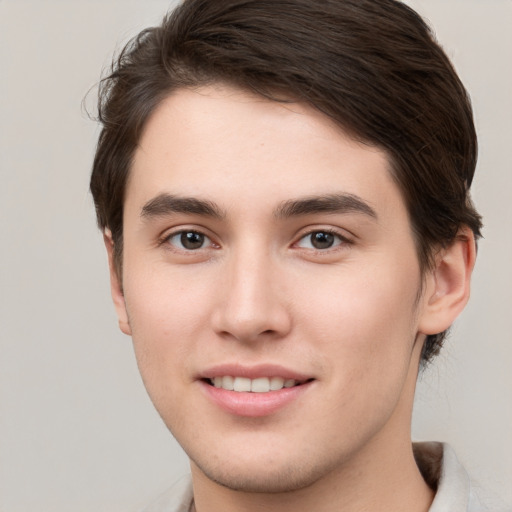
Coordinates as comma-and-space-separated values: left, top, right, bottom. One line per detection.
106, 84, 475, 512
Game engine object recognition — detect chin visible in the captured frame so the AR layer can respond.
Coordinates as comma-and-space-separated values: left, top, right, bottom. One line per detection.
191, 453, 332, 494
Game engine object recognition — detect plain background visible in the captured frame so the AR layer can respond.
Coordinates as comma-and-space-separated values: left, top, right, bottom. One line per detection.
1, 1, 511, 511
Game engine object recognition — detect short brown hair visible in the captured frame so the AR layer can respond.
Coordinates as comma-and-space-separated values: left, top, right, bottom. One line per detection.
90, 0, 482, 363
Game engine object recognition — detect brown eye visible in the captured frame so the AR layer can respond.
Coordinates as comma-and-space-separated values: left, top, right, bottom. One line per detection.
167, 231, 210, 250
311, 232, 335, 249
296, 231, 344, 250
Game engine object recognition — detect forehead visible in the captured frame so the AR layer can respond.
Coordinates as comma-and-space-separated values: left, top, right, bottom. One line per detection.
128, 85, 406, 223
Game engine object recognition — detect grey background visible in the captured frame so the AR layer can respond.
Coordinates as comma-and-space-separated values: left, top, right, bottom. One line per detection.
1, 1, 511, 510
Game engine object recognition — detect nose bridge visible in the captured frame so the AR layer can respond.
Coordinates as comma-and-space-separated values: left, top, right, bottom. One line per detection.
213, 241, 290, 342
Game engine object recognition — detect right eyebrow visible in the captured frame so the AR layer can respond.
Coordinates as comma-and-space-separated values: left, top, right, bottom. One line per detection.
140, 193, 226, 220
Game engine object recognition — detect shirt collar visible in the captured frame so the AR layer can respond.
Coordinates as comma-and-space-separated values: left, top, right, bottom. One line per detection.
414, 442, 472, 512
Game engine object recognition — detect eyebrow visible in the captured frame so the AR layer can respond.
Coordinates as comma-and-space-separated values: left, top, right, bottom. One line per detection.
140, 192, 377, 222
274, 193, 377, 220
141, 193, 226, 220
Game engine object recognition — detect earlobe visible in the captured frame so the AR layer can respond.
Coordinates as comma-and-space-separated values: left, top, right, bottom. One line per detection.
103, 230, 132, 336
418, 228, 477, 336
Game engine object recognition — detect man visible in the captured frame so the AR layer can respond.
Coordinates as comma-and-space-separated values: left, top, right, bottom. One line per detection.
90, 1, 483, 510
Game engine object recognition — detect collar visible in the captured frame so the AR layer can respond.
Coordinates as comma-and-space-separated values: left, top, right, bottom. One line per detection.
414, 441, 483, 512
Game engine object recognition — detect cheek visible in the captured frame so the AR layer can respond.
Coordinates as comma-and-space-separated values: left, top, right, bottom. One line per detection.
125, 261, 214, 330
299, 265, 421, 429
122, 267, 215, 387
297, 259, 421, 374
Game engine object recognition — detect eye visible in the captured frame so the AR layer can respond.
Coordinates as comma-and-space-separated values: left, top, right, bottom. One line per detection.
166, 230, 212, 251
296, 230, 345, 250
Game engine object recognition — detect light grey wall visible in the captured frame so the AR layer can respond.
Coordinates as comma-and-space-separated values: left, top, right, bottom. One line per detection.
1, 1, 510, 511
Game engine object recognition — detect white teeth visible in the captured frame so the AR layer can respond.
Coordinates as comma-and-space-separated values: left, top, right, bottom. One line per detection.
233, 377, 252, 392
222, 375, 234, 390
210, 376, 299, 392
269, 376, 285, 390
251, 377, 270, 393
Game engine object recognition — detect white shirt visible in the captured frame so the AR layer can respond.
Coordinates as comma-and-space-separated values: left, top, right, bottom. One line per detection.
141, 442, 490, 512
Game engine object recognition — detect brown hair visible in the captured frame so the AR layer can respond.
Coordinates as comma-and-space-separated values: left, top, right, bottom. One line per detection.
90, 0, 482, 363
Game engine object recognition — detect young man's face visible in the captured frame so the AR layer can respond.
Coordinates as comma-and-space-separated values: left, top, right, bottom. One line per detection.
110, 85, 437, 492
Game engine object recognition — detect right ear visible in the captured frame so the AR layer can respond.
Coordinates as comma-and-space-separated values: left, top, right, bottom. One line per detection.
103, 230, 132, 335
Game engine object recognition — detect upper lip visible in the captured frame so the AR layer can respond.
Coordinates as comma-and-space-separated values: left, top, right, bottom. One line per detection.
198, 363, 313, 382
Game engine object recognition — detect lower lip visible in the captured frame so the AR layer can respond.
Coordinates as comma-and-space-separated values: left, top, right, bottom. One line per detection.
200, 380, 313, 417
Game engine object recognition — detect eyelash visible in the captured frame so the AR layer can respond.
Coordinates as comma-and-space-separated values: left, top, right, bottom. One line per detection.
159, 227, 352, 255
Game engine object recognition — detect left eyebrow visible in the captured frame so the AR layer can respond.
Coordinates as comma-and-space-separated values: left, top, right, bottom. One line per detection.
274, 193, 378, 220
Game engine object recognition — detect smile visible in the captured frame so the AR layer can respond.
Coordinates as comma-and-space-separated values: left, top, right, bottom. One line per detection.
201, 374, 314, 417
209, 376, 301, 393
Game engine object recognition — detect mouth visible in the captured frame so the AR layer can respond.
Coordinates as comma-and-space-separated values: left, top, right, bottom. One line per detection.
206, 376, 310, 393
199, 365, 315, 416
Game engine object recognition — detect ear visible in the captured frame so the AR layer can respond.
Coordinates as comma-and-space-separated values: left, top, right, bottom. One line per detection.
104, 230, 132, 336
418, 227, 477, 336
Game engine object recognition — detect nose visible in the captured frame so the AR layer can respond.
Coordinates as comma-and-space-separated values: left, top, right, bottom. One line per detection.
211, 248, 292, 344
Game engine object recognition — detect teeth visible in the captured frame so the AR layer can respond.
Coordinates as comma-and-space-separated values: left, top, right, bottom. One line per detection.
222, 376, 234, 390
270, 376, 285, 390
233, 377, 251, 392
251, 377, 270, 393
210, 376, 299, 392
